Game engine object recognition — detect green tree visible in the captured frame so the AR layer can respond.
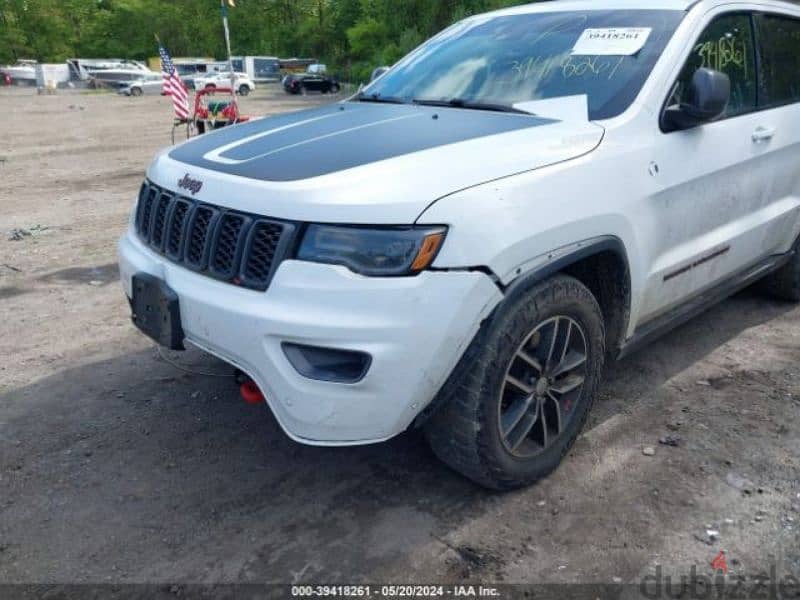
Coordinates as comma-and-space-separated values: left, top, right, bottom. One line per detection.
0, 0, 536, 81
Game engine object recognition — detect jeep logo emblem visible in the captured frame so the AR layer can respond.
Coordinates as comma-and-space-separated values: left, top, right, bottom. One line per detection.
178, 174, 203, 195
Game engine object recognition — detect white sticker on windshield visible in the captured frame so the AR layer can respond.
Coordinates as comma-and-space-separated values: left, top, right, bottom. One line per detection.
572, 27, 652, 56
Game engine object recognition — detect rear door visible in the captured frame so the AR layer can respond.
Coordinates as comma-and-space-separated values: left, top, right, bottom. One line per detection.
751, 11, 800, 246
639, 10, 799, 320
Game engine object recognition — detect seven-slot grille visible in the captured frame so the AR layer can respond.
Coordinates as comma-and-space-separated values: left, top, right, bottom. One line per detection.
134, 181, 296, 291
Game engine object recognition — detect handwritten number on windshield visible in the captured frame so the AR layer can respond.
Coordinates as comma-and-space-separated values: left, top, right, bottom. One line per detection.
512, 55, 626, 81
562, 55, 626, 79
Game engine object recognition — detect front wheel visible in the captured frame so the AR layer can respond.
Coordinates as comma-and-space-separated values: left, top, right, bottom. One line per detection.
425, 274, 605, 490
238, 84, 250, 96
130, 87, 143, 97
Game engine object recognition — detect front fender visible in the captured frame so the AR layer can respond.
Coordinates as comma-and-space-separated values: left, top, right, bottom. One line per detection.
416, 159, 644, 338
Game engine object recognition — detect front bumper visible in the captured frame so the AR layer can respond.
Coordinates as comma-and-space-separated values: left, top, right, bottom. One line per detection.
118, 229, 502, 445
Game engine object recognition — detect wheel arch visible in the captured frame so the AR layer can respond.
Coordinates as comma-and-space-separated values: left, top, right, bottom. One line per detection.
503, 236, 632, 357
416, 236, 632, 430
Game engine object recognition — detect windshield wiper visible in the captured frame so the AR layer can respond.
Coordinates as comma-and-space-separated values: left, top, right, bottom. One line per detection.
354, 92, 409, 105
413, 98, 533, 115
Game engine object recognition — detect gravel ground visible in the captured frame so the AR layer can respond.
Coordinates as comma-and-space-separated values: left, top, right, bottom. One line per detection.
1, 85, 799, 589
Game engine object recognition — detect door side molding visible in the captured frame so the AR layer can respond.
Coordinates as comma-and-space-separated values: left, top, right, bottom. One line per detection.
620, 249, 794, 359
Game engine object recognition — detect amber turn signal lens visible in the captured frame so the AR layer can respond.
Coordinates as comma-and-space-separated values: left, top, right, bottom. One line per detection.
411, 232, 445, 272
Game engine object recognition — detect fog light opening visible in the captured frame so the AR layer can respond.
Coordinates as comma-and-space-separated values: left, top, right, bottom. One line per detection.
282, 343, 372, 384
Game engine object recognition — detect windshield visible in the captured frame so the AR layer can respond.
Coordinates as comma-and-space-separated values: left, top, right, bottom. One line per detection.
363, 10, 684, 120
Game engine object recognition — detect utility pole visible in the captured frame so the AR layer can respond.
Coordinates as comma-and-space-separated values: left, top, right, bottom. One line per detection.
220, 0, 236, 108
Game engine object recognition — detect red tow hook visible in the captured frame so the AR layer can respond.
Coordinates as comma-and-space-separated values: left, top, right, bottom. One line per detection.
239, 380, 265, 405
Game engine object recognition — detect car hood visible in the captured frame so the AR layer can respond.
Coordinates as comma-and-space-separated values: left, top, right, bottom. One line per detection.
150, 102, 604, 224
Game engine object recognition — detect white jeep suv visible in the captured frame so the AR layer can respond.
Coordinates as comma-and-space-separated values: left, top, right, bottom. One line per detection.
194, 71, 256, 96
119, 0, 800, 489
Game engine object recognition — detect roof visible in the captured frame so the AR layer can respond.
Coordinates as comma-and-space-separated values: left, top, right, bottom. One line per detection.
486, 0, 800, 16
488, 0, 695, 15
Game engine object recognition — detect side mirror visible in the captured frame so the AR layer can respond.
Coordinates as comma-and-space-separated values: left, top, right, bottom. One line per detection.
662, 67, 731, 131
370, 66, 390, 83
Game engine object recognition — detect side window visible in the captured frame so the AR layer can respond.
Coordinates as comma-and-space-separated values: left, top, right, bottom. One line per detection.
755, 14, 800, 107
669, 13, 757, 118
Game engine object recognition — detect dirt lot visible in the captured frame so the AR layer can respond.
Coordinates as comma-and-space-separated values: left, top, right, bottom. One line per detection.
1, 86, 799, 590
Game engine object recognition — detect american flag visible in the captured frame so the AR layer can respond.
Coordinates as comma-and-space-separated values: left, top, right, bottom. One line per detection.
159, 43, 190, 120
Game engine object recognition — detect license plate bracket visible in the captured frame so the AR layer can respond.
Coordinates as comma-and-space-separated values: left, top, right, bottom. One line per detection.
131, 273, 185, 350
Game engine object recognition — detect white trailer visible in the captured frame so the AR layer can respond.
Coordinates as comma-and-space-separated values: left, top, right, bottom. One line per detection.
230, 56, 281, 83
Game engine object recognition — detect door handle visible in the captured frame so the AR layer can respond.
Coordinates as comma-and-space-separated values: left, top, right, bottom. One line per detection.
752, 126, 776, 143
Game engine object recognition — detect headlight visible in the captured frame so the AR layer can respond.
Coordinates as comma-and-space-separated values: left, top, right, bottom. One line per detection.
297, 225, 447, 276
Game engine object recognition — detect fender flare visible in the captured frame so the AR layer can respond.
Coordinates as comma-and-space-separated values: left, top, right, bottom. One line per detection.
504, 236, 630, 290
501, 235, 632, 360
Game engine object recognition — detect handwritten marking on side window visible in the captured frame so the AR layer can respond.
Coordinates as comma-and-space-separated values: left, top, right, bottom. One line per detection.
694, 36, 748, 77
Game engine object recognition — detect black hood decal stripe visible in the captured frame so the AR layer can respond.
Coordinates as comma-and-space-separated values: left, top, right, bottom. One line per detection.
215, 112, 423, 165
204, 108, 350, 165
168, 102, 554, 182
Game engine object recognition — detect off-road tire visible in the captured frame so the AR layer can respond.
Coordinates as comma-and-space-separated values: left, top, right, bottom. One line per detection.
425, 274, 605, 490
759, 247, 800, 302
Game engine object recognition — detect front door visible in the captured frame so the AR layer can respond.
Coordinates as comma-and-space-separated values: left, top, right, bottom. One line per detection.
638, 10, 792, 321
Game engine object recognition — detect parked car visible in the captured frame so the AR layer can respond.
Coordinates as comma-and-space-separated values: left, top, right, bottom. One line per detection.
283, 70, 340, 95
194, 71, 255, 96
118, 73, 164, 97
119, 0, 800, 490
169, 61, 224, 90
174, 64, 201, 90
